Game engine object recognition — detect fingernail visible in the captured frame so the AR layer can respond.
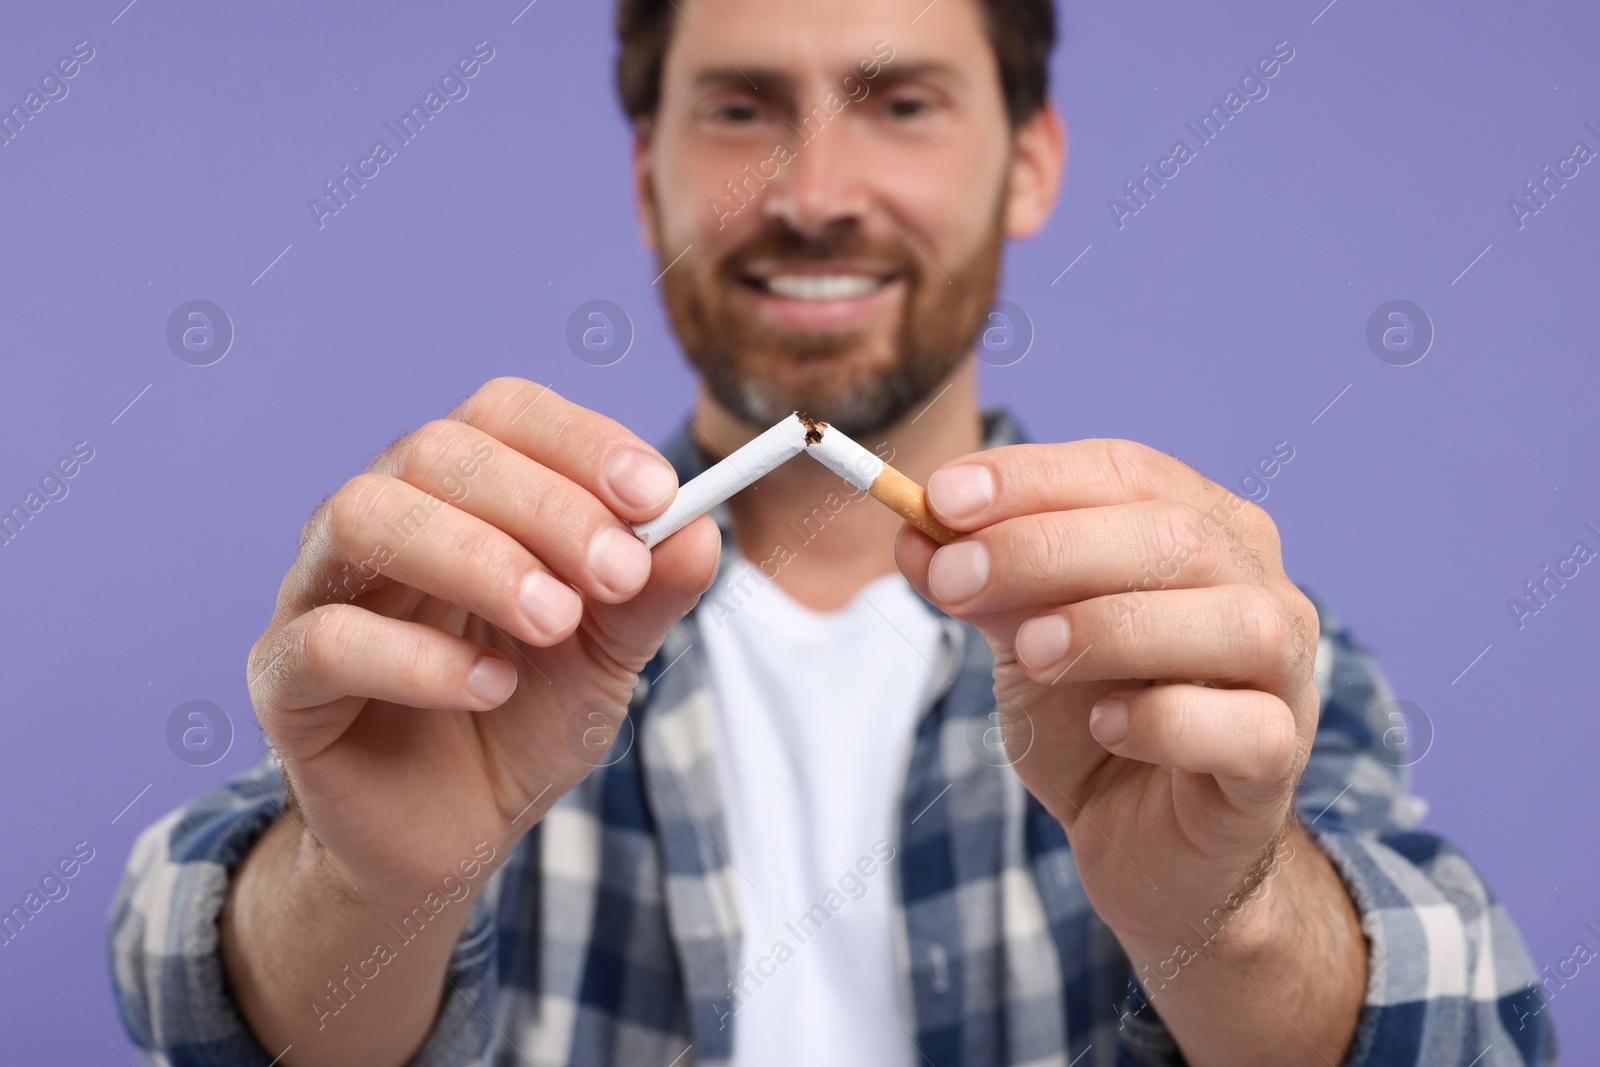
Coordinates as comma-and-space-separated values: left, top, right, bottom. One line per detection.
927, 464, 995, 524
1090, 698, 1130, 745
467, 656, 518, 705
1015, 615, 1070, 671
519, 570, 582, 638
927, 540, 989, 603
605, 449, 677, 511
587, 525, 652, 598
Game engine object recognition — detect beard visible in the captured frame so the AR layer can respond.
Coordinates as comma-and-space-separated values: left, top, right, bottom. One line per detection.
652, 185, 1007, 438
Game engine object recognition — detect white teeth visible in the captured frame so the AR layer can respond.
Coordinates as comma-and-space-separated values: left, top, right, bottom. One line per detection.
765, 274, 882, 300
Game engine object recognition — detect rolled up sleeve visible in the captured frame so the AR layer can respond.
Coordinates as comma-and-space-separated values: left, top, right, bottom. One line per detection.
107, 757, 500, 1066
1297, 595, 1556, 1067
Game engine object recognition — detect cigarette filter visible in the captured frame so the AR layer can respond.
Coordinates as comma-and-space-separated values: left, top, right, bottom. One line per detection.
806, 424, 957, 545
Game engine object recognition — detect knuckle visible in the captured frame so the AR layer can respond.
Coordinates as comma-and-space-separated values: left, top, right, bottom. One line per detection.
1282, 589, 1321, 683
245, 630, 290, 706
298, 494, 335, 556
387, 626, 440, 697
399, 420, 471, 484
1108, 590, 1160, 657
1222, 591, 1288, 662
1139, 499, 1244, 590
1097, 439, 1149, 499
523, 478, 594, 545
1287, 589, 1320, 644
477, 376, 530, 412
1236, 497, 1270, 531
1237, 498, 1281, 552
325, 474, 393, 554
1185, 497, 1237, 547
1102, 438, 1151, 464
1101, 590, 1145, 635
364, 429, 413, 478
1164, 689, 1198, 748
1252, 701, 1301, 785
1008, 515, 1071, 580
987, 444, 1036, 494
244, 637, 267, 688
444, 522, 523, 593
1251, 599, 1292, 657
301, 603, 363, 679
457, 377, 555, 426
1114, 438, 1162, 463
1151, 501, 1211, 576
541, 403, 603, 459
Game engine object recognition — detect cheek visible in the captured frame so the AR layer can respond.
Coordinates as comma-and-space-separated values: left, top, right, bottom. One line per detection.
864, 135, 1009, 265
650, 128, 762, 242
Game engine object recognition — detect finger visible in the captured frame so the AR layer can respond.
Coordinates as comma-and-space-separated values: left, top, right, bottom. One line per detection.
583, 514, 721, 672
921, 500, 1263, 614
1086, 684, 1299, 806
296, 472, 583, 648
447, 378, 680, 521
894, 520, 940, 578
926, 442, 1277, 560
373, 418, 653, 605
252, 602, 520, 715
926, 440, 1188, 524
1010, 585, 1310, 691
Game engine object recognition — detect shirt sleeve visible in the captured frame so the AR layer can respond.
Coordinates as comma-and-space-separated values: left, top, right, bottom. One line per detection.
106, 755, 500, 1066
1292, 593, 1556, 1066
1111, 594, 1557, 1067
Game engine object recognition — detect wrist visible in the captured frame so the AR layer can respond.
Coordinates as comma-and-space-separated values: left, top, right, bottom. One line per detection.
1113, 821, 1367, 1066
222, 816, 497, 1065
1118, 834, 1302, 989
270, 794, 506, 917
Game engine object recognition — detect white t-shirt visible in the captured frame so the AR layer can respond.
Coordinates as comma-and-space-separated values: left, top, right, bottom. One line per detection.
699, 554, 940, 1066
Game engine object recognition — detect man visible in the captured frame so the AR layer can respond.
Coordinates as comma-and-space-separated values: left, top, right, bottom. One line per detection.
109, 1, 1554, 1064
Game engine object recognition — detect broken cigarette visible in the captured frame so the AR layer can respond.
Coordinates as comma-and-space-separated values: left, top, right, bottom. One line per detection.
630, 413, 809, 547
630, 412, 957, 547
803, 421, 957, 545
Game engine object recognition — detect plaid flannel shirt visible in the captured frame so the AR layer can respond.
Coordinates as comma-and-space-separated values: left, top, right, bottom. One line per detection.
109, 411, 1557, 1066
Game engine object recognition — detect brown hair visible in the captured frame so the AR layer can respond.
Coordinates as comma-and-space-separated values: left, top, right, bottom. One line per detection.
614, 0, 1057, 131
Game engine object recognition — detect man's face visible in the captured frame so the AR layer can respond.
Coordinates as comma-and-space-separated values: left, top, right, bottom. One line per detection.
638, 0, 1028, 436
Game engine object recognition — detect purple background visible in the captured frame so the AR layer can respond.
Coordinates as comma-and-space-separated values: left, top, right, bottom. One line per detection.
1, 0, 1596, 1059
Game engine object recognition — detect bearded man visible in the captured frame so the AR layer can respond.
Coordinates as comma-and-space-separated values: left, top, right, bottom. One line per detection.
110, 2, 1553, 1065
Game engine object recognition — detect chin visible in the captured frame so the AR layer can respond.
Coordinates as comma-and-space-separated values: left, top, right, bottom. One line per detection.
770, 327, 899, 378
735, 351, 902, 415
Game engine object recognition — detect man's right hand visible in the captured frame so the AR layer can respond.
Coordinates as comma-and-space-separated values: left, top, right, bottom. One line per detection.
223, 378, 719, 1064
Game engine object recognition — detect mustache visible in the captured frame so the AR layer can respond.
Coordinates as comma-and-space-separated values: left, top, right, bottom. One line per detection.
717, 223, 917, 276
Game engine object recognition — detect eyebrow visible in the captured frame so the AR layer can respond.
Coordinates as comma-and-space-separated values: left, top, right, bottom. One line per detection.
689, 59, 968, 97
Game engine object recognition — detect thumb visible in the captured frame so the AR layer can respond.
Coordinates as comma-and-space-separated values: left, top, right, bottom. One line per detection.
582, 515, 721, 672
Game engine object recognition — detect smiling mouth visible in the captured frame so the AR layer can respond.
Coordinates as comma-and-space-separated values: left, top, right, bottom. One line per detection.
742, 271, 899, 301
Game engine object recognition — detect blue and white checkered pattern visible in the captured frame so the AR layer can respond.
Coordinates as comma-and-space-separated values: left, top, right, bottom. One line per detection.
108, 413, 1557, 1066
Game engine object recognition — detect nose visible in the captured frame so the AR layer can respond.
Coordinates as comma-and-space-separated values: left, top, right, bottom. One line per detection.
759, 116, 871, 239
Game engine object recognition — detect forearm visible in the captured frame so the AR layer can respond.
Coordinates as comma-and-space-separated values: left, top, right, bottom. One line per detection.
1120, 820, 1367, 1066
219, 815, 474, 1067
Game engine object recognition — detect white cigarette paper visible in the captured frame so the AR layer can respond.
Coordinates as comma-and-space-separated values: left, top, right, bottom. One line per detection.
807, 423, 957, 544
630, 413, 809, 547
632, 412, 954, 548
805, 428, 885, 490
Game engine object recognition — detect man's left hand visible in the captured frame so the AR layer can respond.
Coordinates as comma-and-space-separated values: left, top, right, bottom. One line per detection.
895, 438, 1364, 1064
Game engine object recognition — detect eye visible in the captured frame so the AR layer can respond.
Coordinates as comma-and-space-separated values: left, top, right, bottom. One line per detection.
883, 95, 933, 120
707, 101, 762, 125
